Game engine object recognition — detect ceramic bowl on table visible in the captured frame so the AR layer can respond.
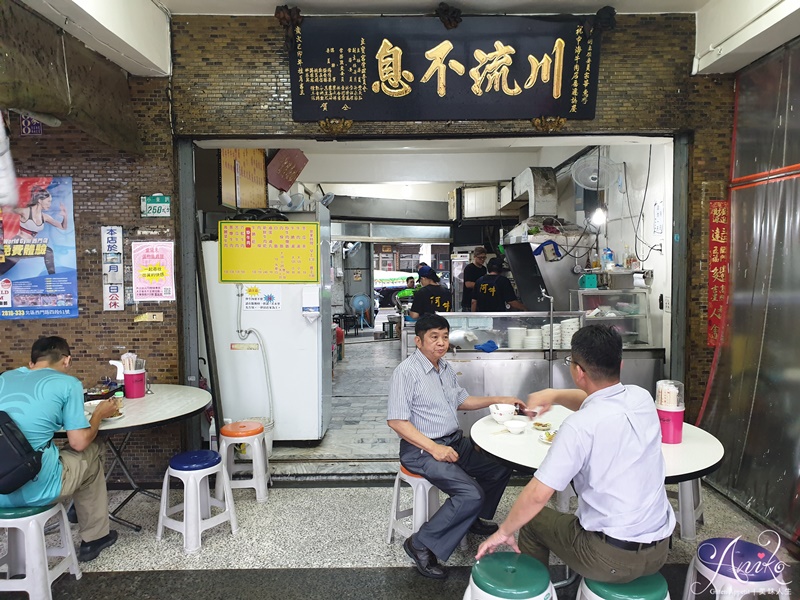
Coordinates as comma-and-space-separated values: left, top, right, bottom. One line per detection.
490, 404, 516, 423
504, 420, 528, 434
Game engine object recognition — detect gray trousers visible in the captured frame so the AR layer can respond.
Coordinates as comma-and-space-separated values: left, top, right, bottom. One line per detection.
399, 430, 512, 561
518, 506, 670, 583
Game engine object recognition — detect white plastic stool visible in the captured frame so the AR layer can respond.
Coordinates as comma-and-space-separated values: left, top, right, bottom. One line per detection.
386, 465, 467, 550
0, 503, 81, 600
156, 449, 238, 554
463, 552, 557, 600
682, 537, 790, 599
577, 573, 670, 599
215, 420, 269, 504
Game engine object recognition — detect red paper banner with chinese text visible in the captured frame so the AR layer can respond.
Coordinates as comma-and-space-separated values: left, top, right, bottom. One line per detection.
707, 200, 730, 346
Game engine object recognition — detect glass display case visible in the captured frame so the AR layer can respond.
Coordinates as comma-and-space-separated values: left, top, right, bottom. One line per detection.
570, 289, 653, 347
401, 311, 585, 357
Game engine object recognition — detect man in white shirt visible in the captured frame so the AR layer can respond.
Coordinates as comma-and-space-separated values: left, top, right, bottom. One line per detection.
476, 324, 675, 583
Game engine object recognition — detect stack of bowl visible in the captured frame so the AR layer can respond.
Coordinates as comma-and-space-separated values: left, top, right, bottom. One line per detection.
523, 328, 543, 349
559, 318, 581, 348
541, 324, 561, 349
506, 327, 527, 349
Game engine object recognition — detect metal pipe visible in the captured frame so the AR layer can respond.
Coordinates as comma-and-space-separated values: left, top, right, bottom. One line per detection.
539, 287, 555, 387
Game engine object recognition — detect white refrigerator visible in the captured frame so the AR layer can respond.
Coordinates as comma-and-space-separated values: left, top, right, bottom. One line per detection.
201, 208, 332, 441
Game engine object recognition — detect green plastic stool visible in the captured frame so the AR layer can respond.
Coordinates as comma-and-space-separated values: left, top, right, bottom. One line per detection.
577, 573, 669, 600
463, 552, 556, 599
0, 503, 82, 600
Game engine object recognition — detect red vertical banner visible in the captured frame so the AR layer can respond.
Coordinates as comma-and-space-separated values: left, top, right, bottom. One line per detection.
707, 200, 730, 346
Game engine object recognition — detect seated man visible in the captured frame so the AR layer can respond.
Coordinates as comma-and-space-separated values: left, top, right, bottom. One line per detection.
0, 336, 119, 562
388, 314, 523, 579
477, 324, 675, 583
471, 257, 526, 312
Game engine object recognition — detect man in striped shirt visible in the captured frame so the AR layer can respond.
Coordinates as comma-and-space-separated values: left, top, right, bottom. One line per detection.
388, 314, 523, 579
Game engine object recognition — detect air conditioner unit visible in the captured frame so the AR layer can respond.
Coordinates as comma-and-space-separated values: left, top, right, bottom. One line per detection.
462, 185, 499, 218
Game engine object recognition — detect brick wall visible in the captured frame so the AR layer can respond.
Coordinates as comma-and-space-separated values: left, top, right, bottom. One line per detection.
171, 14, 735, 415
2, 77, 181, 483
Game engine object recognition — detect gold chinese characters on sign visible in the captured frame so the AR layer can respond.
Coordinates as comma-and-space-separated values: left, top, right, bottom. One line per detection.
289, 16, 602, 122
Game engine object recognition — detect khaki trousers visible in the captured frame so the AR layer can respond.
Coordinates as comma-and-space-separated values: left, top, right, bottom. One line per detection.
518, 507, 669, 584
56, 440, 110, 543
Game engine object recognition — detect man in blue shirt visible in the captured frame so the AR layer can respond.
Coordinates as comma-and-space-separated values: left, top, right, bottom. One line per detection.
0, 336, 119, 562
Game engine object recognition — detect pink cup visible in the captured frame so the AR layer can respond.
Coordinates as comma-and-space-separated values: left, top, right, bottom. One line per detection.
657, 406, 684, 444
124, 370, 146, 399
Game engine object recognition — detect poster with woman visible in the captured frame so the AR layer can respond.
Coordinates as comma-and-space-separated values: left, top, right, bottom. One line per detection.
0, 177, 78, 319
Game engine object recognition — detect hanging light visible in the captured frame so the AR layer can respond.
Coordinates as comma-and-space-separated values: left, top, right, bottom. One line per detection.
590, 206, 607, 226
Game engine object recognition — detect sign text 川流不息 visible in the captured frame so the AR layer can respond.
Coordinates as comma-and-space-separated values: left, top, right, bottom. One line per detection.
289, 14, 604, 122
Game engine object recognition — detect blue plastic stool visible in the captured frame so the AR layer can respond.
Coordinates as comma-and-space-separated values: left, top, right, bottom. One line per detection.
157, 450, 238, 553
463, 552, 556, 599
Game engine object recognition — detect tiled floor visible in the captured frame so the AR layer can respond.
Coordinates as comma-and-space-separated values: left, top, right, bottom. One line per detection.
2, 327, 799, 598
3, 482, 797, 599
269, 332, 402, 480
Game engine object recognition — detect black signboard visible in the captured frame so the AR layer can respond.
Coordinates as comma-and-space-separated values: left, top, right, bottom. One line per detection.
289, 15, 602, 122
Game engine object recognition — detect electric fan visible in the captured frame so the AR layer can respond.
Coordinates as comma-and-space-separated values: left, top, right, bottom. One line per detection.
350, 294, 371, 329
571, 154, 619, 191
344, 241, 362, 259
282, 193, 306, 212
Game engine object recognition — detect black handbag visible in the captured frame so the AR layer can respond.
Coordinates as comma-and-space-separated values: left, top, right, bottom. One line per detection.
0, 410, 44, 495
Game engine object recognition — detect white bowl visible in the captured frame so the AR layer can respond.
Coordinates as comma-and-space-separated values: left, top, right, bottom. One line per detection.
504, 420, 528, 434
490, 404, 516, 423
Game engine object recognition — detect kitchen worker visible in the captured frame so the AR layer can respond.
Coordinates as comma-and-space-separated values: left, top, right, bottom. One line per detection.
471, 257, 526, 312
388, 313, 524, 579
408, 265, 451, 319
460, 246, 488, 311
476, 324, 675, 583
0, 336, 120, 562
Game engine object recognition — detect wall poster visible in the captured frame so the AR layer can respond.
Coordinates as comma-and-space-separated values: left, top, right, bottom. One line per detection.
101, 226, 124, 311
132, 241, 176, 302
0, 177, 78, 319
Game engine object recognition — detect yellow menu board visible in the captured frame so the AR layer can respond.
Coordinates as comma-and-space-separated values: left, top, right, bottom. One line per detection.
219, 221, 320, 283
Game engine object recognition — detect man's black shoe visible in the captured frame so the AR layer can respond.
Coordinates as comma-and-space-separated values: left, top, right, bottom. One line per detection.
403, 536, 447, 579
78, 530, 118, 562
469, 518, 499, 536
67, 503, 78, 524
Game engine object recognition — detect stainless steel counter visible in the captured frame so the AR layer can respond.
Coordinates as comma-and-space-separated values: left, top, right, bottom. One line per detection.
446, 346, 666, 433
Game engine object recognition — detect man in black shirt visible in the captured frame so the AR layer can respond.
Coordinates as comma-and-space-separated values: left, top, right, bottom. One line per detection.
472, 258, 526, 312
409, 266, 452, 318
461, 246, 488, 312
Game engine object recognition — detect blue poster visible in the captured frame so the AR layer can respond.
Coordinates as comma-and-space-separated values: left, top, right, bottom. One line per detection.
0, 177, 78, 319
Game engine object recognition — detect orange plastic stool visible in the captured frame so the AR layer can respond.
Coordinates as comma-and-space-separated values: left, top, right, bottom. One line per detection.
220, 421, 264, 437
215, 421, 269, 503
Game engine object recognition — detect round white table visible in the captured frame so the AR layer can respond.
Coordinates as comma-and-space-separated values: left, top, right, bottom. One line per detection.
470, 410, 725, 541
89, 384, 212, 531
96, 383, 212, 434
